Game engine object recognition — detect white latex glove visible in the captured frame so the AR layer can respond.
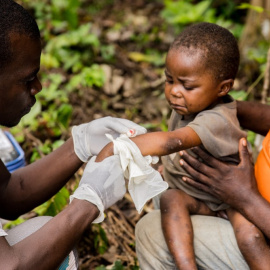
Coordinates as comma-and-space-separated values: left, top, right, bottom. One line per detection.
72, 117, 147, 162
107, 134, 168, 213
70, 155, 126, 223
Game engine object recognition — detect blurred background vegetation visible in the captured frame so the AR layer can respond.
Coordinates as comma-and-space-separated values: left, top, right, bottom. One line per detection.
2, 0, 270, 269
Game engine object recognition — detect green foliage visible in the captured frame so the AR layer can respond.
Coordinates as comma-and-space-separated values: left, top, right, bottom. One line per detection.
51, 0, 80, 29
23, 0, 81, 39
68, 65, 105, 92
44, 23, 100, 72
161, 0, 216, 27
247, 42, 269, 66
93, 224, 109, 255
229, 90, 248, 101
38, 73, 66, 102
128, 49, 166, 67
100, 44, 116, 62
237, 3, 264, 13
85, 0, 114, 16
34, 187, 70, 216
3, 217, 26, 230
161, 0, 243, 38
30, 140, 65, 163
247, 130, 257, 147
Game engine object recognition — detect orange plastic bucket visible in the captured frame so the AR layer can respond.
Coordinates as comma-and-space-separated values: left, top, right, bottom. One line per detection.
255, 131, 270, 202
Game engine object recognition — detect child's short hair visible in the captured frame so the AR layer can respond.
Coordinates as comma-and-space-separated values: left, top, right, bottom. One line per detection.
169, 22, 240, 82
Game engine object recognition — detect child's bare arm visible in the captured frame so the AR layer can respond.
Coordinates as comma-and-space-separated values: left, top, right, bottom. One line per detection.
96, 126, 201, 162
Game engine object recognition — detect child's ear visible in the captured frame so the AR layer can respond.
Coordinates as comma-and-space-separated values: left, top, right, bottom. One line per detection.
218, 79, 234, 97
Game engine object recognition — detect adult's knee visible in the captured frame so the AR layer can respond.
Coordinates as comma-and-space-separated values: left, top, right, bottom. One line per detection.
135, 211, 159, 247
135, 210, 175, 270
6, 216, 53, 246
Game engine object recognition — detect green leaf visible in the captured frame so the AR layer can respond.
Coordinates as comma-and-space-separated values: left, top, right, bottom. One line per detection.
57, 104, 73, 128
52, 140, 65, 150
20, 100, 41, 127
229, 91, 248, 101
34, 187, 69, 217
237, 3, 264, 13
112, 261, 124, 270
3, 217, 26, 230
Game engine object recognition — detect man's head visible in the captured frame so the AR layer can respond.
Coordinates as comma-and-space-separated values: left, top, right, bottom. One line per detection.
164, 22, 239, 116
0, 0, 42, 127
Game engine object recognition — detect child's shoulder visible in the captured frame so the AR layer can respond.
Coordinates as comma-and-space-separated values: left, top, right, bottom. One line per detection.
198, 95, 236, 118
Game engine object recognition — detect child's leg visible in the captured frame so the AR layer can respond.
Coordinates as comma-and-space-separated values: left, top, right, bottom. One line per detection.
227, 208, 270, 270
160, 189, 215, 270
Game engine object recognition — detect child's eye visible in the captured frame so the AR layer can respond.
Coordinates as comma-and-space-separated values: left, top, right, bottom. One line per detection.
183, 85, 194, 90
165, 78, 173, 84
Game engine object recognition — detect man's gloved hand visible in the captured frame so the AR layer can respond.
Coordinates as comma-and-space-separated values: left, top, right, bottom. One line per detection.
72, 117, 147, 162
70, 155, 126, 223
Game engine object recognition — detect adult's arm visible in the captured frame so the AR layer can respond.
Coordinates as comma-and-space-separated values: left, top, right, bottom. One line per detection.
0, 154, 126, 269
0, 138, 83, 219
179, 138, 270, 238
0, 198, 98, 269
237, 100, 270, 135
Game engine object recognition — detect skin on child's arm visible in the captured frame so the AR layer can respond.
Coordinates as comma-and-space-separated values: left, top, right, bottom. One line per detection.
96, 126, 201, 162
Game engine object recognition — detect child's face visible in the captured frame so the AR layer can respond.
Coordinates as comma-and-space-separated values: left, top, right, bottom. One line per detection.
164, 49, 221, 116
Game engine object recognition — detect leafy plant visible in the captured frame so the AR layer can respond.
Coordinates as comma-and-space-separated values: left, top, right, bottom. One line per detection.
161, 0, 244, 37
93, 224, 109, 255
161, 0, 216, 30
3, 217, 26, 230
44, 23, 100, 72
68, 65, 105, 92
229, 90, 248, 101
34, 187, 70, 216
237, 3, 264, 13
128, 49, 166, 67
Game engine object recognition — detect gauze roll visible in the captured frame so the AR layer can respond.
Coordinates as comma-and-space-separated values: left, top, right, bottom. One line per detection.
106, 134, 168, 213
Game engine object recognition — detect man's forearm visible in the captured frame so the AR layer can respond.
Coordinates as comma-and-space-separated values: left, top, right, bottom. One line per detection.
236, 191, 270, 239
237, 100, 270, 135
0, 138, 83, 219
0, 199, 98, 269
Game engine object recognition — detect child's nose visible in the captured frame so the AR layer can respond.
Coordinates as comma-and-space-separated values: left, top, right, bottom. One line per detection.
170, 84, 183, 98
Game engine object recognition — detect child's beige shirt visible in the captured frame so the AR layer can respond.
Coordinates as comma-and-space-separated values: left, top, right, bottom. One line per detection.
161, 95, 247, 211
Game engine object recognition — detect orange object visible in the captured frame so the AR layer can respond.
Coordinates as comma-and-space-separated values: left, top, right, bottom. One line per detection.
255, 131, 270, 202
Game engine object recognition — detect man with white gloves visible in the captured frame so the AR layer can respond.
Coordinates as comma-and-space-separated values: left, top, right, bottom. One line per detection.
0, 1, 146, 269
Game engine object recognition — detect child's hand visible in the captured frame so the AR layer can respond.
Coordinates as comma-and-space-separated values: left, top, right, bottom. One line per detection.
158, 164, 164, 177
95, 142, 114, 162
216, 210, 228, 220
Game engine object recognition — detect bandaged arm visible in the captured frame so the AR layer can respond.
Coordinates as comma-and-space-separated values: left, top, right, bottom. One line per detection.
96, 126, 201, 162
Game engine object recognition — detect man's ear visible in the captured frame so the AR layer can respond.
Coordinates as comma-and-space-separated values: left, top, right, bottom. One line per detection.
218, 79, 234, 97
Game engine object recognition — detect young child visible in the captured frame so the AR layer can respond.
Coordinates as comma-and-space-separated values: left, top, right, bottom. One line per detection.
97, 22, 270, 269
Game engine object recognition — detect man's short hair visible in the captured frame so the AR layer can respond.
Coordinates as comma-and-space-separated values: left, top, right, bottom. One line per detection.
169, 22, 240, 82
0, 0, 40, 70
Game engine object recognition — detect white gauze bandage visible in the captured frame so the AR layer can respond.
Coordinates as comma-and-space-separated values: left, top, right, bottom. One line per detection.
106, 134, 168, 213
